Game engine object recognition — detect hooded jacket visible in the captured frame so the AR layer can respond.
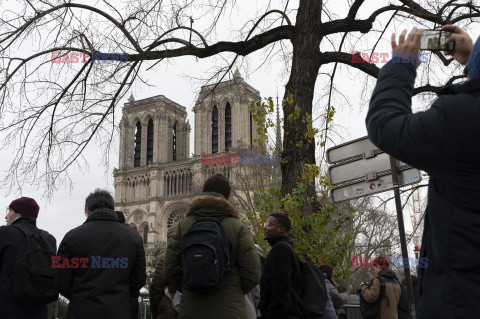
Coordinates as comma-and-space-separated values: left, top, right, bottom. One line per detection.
361, 268, 401, 319
164, 192, 261, 319
56, 208, 146, 319
366, 60, 480, 318
0, 216, 57, 319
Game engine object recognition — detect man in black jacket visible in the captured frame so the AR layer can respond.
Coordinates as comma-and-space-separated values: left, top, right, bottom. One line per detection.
366, 25, 480, 318
56, 189, 146, 319
259, 213, 302, 319
0, 197, 57, 319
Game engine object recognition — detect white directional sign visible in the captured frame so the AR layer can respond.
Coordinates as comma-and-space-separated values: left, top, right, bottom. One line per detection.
329, 153, 411, 186
327, 136, 380, 164
327, 136, 422, 202
331, 167, 421, 202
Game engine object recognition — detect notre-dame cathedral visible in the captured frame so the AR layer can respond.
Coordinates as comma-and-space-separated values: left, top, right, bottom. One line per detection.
113, 70, 273, 263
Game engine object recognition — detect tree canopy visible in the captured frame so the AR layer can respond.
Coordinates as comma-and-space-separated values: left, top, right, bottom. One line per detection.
1, 0, 479, 206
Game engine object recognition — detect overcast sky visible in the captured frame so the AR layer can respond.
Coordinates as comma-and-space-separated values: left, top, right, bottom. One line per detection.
1, 0, 478, 253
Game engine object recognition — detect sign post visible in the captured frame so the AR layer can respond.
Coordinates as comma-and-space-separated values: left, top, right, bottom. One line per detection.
389, 156, 416, 318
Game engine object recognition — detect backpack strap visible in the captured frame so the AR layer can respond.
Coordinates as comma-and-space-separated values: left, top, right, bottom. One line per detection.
11, 223, 35, 237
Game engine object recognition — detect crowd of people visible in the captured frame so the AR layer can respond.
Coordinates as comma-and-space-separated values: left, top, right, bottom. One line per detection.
1, 23, 480, 318
0, 174, 418, 319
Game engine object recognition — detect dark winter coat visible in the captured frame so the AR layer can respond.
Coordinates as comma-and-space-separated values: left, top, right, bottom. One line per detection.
164, 192, 261, 319
259, 236, 303, 319
149, 250, 178, 319
56, 208, 146, 319
361, 268, 401, 319
0, 216, 57, 319
397, 285, 412, 319
366, 60, 480, 318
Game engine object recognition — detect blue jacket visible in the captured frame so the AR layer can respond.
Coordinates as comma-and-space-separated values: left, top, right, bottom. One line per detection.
366, 60, 480, 318
0, 216, 57, 319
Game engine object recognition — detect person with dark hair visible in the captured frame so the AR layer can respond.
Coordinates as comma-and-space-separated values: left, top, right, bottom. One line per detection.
164, 174, 260, 318
202, 173, 231, 199
360, 257, 401, 319
0, 197, 57, 319
320, 264, 348, 319
56, 189, 146, 319
259, 213, 303, 319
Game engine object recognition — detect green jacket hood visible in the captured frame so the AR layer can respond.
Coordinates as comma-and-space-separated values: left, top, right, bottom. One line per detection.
186, 192, 240, 219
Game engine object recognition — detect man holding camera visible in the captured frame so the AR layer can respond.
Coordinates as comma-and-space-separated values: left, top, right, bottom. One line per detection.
366, 25, 480, 318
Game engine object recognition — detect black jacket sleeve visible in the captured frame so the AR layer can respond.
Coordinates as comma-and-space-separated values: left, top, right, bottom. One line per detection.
266, 245, 297, 319
366, 61, 445, 173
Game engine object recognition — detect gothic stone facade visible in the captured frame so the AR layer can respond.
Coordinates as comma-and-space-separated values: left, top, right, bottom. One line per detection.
113, 71, 261, 263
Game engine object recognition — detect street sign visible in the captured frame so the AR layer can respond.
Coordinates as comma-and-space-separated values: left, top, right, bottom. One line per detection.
327, 136, 381, 165
327, 136, 421, 202
329, 153, 411, 186
328, 135, 420, 312
331, 167, 421, 202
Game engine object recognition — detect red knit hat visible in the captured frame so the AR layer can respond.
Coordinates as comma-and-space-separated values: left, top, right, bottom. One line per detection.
9, 197, 39, 219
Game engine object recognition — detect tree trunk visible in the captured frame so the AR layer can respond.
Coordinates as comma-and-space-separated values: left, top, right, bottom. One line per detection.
281, 0, 322, 216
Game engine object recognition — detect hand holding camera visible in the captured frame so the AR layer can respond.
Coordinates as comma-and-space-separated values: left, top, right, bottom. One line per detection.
441, 25, 473, 65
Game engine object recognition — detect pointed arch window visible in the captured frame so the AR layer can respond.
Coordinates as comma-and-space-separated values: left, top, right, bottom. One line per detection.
173, 123, 177, 161
225, 103, 232, 151
212, 105, 218, 153
147, 119, 153, 164
134, 122, 141, 167
143, 225, 148, 243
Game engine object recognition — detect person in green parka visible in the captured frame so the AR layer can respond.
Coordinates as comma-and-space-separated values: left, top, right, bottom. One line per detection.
164, 174, 261, 319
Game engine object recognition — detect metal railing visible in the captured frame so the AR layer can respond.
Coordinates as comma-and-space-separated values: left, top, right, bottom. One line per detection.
344, 304, 362, 319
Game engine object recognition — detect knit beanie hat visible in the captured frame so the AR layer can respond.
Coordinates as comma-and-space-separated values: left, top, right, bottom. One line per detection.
466, 36, 480, 80
319, 264, 334, 278
9, 197, 39, 219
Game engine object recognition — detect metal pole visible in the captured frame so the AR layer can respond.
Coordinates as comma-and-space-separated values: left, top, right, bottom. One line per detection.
389, 156, 416, 318
55, 300, 59, 319
140, 296, 143, 318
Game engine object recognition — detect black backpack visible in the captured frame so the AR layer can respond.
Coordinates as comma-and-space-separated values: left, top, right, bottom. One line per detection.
180, 216, 231, 292
279, 242, 328, 319
8, 223, 58, 306
360, 277, 386, 319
